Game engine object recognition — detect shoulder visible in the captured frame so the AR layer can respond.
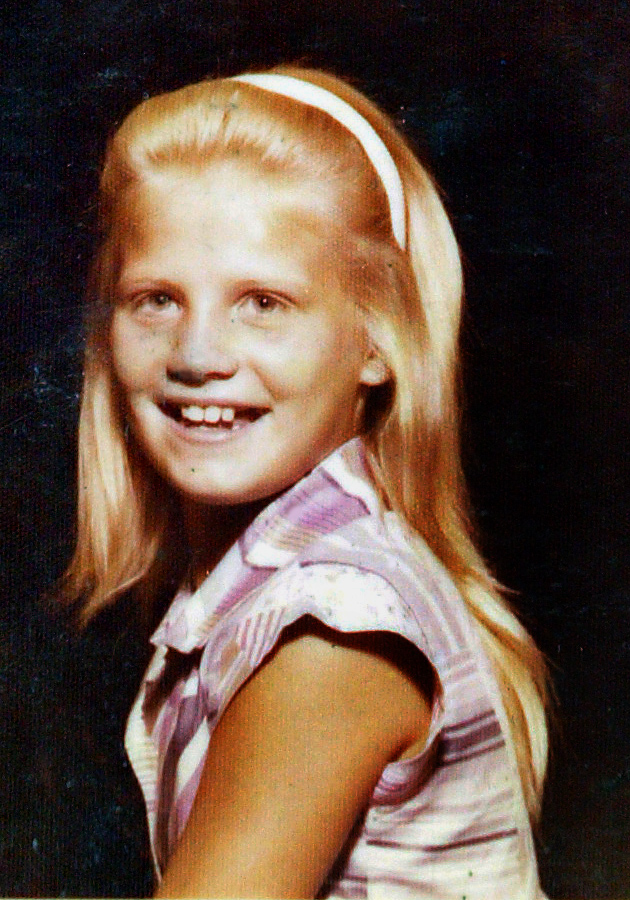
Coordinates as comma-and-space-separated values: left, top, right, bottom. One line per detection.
197, 515, 469, 735
281, 560, 410, 627
228, 556, 434, 665
212, 513, 464, 676
289, 512, 478, 664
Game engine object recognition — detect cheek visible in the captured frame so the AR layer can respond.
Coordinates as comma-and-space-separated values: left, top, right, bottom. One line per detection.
252, 348, 330, 400
252, 321, 362, 393
110, 318, 168, 388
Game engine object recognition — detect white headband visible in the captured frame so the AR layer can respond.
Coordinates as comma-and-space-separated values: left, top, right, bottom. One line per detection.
231, 73, 406, 249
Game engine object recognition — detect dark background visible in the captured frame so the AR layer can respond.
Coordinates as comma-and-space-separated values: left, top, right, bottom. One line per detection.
1, 1, 629, 896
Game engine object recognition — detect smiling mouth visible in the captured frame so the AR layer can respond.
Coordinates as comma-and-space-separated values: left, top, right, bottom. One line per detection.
159, 401, 267, 430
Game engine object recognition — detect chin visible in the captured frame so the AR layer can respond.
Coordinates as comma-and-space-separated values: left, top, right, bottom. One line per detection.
166, 466, 281, 508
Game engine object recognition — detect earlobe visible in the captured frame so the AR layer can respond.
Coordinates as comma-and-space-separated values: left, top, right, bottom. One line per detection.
360, 353, 390, 387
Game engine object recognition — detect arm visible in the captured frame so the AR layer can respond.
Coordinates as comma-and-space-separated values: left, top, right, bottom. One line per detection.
156, 618, 434, 899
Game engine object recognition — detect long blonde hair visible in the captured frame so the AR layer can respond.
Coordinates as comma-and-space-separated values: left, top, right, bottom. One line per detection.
62, 66, 549, 820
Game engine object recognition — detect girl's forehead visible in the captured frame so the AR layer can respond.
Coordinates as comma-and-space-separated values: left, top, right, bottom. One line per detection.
125, 161, 344, 244
132, 162, 339, 230
118, 162, 350, 287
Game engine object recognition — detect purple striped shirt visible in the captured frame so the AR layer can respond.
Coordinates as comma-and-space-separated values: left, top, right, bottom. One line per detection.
125, 438, 546, 898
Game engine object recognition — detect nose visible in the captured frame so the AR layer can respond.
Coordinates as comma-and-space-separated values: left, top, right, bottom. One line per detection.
167, 310, 237, 386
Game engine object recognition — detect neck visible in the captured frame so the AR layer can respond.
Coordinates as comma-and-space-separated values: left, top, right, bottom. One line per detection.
181, 496, 272, 589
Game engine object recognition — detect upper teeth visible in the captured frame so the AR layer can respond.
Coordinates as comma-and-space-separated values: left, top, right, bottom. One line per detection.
181, 405, 236, 424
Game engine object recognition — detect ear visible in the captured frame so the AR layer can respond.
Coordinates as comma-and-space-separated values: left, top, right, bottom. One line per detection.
360, 349, 390, 387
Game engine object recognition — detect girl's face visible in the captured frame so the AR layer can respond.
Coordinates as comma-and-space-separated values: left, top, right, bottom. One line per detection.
110, 163, 386, 507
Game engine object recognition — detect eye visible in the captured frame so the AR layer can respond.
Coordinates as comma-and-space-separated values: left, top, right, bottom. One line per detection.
244, 291, 285, 312
254, 294, 277, 311
122, 290, 181, 322
237, 290, 290, 323
137, 291, 176, 309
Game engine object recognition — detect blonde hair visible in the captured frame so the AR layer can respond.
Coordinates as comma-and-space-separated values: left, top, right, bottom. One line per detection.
62, 66, 549, 820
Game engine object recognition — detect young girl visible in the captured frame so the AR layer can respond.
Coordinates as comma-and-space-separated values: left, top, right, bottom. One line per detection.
63, 66, 549, 898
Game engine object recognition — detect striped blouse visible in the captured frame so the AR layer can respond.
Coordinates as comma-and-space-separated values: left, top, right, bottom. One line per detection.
125, 438, 546, 898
